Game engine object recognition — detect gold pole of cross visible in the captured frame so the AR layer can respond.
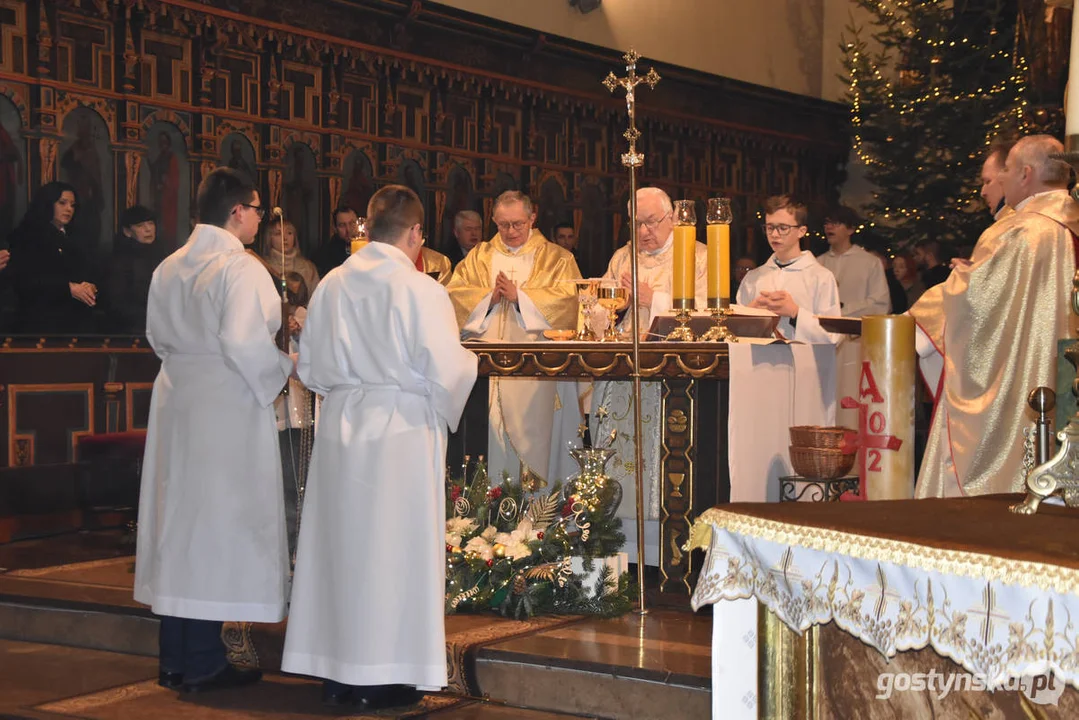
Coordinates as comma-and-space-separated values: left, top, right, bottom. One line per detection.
603, 49, 660, 615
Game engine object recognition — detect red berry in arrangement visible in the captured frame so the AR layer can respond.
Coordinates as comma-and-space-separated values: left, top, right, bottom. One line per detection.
488, 487, 503, 500
486, 559, 494, 567
561, 503, 573, 517
537, 532, 544, 540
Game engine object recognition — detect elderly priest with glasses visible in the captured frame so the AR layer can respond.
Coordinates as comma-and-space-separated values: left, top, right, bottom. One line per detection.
447, 191, 582, 487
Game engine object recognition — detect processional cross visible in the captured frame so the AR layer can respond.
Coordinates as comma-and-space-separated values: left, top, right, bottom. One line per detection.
602, 50, 659, 613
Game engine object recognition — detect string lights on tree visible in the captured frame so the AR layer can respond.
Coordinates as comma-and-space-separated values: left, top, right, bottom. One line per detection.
843, 0, 1031, 250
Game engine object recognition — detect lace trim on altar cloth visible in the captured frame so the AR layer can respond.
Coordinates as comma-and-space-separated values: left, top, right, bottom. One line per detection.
689, 511, 1079, 690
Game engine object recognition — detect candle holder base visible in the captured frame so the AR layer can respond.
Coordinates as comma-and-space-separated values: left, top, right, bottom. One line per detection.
666, 308, 697, 341
701, 306, 737, 343
699, 306, 733, 345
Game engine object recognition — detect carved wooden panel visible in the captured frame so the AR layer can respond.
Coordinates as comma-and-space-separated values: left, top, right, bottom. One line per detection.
56, 13, 112, 90
140, 31, 191, 105
0, 0, 847, 298
0, 0, 26, 76
7, 383, 94, 467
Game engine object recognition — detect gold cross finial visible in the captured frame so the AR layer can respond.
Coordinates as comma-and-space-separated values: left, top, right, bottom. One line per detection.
601, 48, 660, 169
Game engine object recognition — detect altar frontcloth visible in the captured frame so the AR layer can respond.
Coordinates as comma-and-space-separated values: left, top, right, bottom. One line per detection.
690, 495, 1079, 718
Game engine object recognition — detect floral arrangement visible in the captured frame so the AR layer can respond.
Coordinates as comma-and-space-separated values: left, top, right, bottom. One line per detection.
444, 451, 634, 619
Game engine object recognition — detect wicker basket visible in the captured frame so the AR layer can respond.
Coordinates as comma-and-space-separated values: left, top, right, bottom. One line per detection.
789, 445, 856, 479
789, 425, 852, 450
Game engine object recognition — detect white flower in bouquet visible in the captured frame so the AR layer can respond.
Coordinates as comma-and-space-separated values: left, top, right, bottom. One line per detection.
505, 541, 534, 561
464, 535, 494, 561
446, 533, 463, 548
481, 525, 498, 541
446, 517, 477, 536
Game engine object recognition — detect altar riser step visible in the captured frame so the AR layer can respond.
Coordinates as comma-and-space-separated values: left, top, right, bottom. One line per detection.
475, 658, 710, 720
0, 599, 158, 657
0, 599, 707, 719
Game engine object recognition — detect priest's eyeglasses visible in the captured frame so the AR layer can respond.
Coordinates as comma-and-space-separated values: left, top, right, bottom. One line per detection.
242, 203, 266, 219
631, 212, 671, 231
496, 220, 530, 232
761, 223, 800, 236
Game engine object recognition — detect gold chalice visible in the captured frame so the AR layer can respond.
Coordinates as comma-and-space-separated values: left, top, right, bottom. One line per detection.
597, 283, 629, 341
573, 279, 600, 341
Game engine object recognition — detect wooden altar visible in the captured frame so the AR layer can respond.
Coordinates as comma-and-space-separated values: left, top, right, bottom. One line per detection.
452, 340, 732, 597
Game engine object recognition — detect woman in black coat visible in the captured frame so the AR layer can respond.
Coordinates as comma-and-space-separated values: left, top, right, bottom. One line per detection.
8, 181, 97, 334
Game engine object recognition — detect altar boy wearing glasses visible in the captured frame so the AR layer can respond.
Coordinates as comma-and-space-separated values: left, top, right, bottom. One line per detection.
736, 195, 841, 344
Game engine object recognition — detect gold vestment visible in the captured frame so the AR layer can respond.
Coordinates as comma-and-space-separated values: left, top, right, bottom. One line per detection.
910, 189, 1078, 497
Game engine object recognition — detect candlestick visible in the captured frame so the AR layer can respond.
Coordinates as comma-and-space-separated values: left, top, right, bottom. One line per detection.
667, 200, 697, 341
701, 197, 735, 342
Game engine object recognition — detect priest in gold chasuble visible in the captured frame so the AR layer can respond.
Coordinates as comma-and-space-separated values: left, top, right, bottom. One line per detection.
910, 135, 1077, 498
447, 191, 581, 484
418, 245, 452, 285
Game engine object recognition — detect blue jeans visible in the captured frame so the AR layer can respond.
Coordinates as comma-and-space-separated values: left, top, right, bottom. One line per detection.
158, 616, 228, 683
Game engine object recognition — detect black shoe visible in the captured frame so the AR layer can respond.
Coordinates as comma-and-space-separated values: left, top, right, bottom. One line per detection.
321, 681, 354, 707
359, 684, 424, 710
180, 664, 262, 693
158, 670, 184, 690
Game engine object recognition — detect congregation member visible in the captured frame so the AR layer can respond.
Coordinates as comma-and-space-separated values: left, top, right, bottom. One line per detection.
447, 191, 580, 486
134, 168, 293, 693
445, 209, 483, 268
281, 185, 477, 710
913, 239, 951, 288
911, 135, 1076, 497
312, 205, 360, 278
736, 195, 842, 343
732, 256, 756, 299
107, 205, 163, 334
260, 215, 320, 296
8, 181, 97, 334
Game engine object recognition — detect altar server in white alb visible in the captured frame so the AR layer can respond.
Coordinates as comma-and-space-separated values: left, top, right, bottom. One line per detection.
282, 185, 478, 711
817, 205, 890, 317
134, 167, 293, 693
736, 195, 842, 343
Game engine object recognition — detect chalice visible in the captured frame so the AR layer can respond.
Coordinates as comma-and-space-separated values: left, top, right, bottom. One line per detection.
573, 279, 600, 341
597, 282, 629, 341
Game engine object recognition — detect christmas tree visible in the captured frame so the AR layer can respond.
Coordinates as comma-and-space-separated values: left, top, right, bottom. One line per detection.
843, 0, 1032, 251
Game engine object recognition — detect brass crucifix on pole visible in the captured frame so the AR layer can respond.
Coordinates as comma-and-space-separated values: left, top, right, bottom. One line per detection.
603, 49, 660, 614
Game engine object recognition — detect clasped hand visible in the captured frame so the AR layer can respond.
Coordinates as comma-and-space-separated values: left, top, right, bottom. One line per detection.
0, 248, 9, 272
69, 281, 97, 307
619, 272, 653, 307
750, 290, 797, 318
491, 271, 519, 304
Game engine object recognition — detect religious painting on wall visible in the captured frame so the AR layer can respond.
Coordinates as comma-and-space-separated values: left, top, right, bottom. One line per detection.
59, 107, 112, 255
282, 142, 318, 255
340, 150, 374, 219
0, 96, 26, 242
219, 132, 257, 187
139, 122, 189, 252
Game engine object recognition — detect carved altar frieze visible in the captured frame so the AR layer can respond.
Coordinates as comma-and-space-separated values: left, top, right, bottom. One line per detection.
465, 342, 730, 380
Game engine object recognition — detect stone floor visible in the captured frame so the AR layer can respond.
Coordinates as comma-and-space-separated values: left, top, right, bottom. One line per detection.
0, 639, 593, 720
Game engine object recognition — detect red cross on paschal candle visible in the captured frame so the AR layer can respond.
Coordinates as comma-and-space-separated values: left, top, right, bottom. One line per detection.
839, 362, 902, 501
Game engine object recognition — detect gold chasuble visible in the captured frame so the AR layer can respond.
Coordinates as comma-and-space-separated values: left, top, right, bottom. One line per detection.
420, 246, 452, 286
910, 189, 1077, 497
447, 230, 581, 484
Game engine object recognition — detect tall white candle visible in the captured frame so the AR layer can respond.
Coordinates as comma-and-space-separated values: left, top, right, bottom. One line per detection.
1067, 1, 1079, 136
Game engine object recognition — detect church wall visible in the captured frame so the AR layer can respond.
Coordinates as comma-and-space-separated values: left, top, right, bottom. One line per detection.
434, 0, 846, 101
0, 0, 847, 286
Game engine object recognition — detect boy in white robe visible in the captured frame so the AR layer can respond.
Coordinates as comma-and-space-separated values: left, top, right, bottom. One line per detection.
736, 195, 842, 344
282, 185, 478, 710
134, 168, 293, 693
